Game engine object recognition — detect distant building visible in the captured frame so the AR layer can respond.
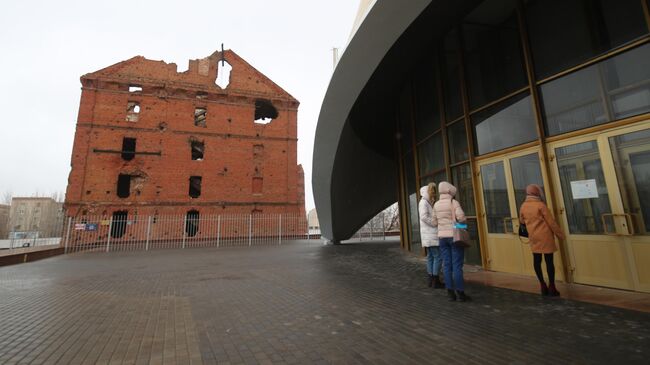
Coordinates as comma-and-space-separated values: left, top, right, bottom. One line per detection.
8, 198, 64, 238
0, 205, 9, 239
307, 209, 319, 232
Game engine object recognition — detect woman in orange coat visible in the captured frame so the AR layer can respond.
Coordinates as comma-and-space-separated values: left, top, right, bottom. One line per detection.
519, 184, 566, 296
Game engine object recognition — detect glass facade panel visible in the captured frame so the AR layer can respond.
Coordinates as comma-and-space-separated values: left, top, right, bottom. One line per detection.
463, 0, 527, 109
417, 133, 444, 176
542, 43, 650, 136
509, 153, 544, 211
420, 171, 448, 194
480, 161, 511, 233
399, 84, 414, 154
404, 152, 421, 250
526, 0, 648, 79
609, 128, 650, 235
464, 218, 482, 265
442, 29, 464, 121
472, 93, 537, 155
447, 120, 469, 163
555, 141, 613, 234
414, 60, 441, 141
452, 163, 476, 216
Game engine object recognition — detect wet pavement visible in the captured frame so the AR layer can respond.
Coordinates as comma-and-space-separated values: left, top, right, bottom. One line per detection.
0, 240, 649, 364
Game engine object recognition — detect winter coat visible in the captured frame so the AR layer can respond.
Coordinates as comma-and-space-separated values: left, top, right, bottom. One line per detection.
418, 186, 439, 247
519, 196, 565, 254
432, 182, 466, 238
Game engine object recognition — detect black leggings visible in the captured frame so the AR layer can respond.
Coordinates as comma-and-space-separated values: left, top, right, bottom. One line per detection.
533, 253, 555, 284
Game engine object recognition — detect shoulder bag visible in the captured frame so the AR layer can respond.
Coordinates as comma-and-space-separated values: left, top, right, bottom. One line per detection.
451, 200, 470, 248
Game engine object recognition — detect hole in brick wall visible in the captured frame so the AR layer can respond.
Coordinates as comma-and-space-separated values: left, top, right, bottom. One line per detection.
122, 137, 136, 161
196, 91, 208, 99
254, 99, 278, 124
191, 140, 204, 160
158, 122, 168, 132
189, 176, 202, 198
215, 60, 232, 89
111, 210, 128, 238
126, 102, 140, 122
252, 177, 263, 194
194, 108, 207, 127
129, 85, 142, 93
185, 210, 199, 237
117, 174, 131, 198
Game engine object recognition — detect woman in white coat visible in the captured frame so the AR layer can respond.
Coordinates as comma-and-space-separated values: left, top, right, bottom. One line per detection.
419, 183, 443, 288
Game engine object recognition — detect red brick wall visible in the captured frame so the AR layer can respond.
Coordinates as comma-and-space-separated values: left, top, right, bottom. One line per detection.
65, 50, 304, 219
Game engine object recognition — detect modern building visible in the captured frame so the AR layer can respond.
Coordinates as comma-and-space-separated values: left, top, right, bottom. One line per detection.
0, 204, 9, 239
314, 0, 650, 293
8, 198, 64, 238
65, 49, 306, 226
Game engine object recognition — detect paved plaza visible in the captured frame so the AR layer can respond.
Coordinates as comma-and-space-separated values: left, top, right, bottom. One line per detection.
1, 241, 649, 365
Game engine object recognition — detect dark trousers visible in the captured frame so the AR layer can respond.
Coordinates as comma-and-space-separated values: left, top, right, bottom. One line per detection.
533, 253, 555, 284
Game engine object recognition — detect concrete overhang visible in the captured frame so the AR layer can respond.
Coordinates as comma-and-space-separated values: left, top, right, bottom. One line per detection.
313, 0, 481, 241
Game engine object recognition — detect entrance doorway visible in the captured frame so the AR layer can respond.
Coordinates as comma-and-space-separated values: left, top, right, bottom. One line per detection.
477, 147, 565, 278
549, 122, 650, 292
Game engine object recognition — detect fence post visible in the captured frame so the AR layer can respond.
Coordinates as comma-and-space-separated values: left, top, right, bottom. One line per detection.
182, 217, 187, 249
106, 219, 113, 252
64, 217, 72, 254
248, 214, 252, 246
145, 216, 152, 251
217, 215, 221, 248
278, 214, 282, 245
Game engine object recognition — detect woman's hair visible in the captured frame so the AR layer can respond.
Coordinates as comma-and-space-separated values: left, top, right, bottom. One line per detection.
427, 183, 436, 204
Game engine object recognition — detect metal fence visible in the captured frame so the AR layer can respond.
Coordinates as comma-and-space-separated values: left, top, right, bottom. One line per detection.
0, 214, 66, 250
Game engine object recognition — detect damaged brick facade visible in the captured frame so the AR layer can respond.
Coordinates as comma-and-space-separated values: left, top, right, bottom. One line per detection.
65, 50, 305, 220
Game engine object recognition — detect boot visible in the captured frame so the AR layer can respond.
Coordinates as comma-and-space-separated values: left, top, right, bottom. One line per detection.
447, 289, 457, 301
427, 274, 433, 288
457, 291, 471, 302
540, 281, 549, 296
432, 275, 444, 289
548, 283, 560, 297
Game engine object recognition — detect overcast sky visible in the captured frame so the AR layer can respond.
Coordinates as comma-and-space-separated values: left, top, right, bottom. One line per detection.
0, 0, 360, 210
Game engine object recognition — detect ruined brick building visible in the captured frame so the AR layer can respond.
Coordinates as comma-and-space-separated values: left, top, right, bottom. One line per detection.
65, 50, 305, 222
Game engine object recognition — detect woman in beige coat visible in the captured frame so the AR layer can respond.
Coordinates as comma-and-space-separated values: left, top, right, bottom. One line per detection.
519, 184, 566, 296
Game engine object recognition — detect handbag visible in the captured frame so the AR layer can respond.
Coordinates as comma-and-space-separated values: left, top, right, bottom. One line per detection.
451, 200, 471, 248
518, 222, 529, 238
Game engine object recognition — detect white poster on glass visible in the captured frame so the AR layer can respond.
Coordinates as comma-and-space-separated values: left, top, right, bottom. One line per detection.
570, 179, 599, 200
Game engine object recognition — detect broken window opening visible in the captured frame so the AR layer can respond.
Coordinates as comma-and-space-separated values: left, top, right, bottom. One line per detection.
252, 177, 263, 194
111, 210, 128, 238
254, 99, 278, 124
185, 210, 199, 237
126, 102, 140, 122
129, 85, 142, 93
194, 108, 207, 127
215, 60, 232, 89
117, 174, 131, 198
191, 140, 204, 160
196, 91, 208, 99
121, 137, 136, 161
189, 176, 202, 198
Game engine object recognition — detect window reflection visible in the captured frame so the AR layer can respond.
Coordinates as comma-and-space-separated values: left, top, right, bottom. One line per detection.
542, 43, 650, 136
418, 133, 444, 176
480, 161, 511, 233
463, 0, 527, 109
452, 163, 476, 216
509, 153, 544, 210
447, 120, 469, 163
472, 93, 537, 155
404, 152, 421, 248
526, 0, 648, 79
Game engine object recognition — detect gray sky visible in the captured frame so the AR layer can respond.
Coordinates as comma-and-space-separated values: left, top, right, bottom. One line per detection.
0, 0, 360, 210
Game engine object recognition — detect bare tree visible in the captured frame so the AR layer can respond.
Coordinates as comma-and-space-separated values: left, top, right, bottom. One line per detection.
1, 191, 12, 205
381, 203, 400, 231
51, 191, 65, 203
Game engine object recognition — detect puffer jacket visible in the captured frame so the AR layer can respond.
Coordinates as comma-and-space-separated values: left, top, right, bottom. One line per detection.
432, 182, 466, 238
418, 186, 439, 247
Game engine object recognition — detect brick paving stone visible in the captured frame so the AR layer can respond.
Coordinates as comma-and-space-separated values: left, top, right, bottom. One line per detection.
0, 241, 649, 364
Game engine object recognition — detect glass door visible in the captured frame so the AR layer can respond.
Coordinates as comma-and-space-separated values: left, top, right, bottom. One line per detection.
477, 148, 563, 277
548, 122, 650, 292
